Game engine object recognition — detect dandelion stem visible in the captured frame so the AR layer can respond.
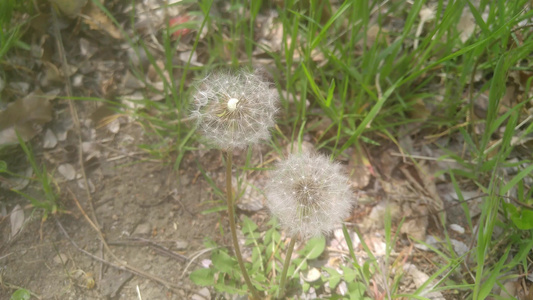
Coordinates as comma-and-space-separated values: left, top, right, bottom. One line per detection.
225, 151, 259, 300
278, 235, 297, 299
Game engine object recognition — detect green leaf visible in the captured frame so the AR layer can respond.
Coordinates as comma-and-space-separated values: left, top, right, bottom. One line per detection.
298, 236, 326, 260
347, 281, 366, 299
241, 216, 258, 234
478, 246, 511, 299
0, 160, 7, 172
189, 268, 215, 286
302, 282, 310, 292
502, 164, 533, 195
293, 258, 307, 271
10, 289, 30, 300
214, 281, 247, 295
323, 267, 342, 289
509, 206, 533, 230
325, 79, 335, 107
212, 250, 237, 273
362, 261, 372, 280
342, 266, 357, 282
200, 205, 227, 214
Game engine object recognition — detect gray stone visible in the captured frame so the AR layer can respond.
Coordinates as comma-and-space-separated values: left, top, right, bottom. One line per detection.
133, 223, 152, 236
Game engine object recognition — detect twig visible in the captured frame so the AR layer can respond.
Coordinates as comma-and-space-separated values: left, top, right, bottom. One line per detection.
107, 237, 195, 264
54, 217, 203, 297
51, 6, 108, 285
65, 188, 206, 296
180, 247, 217, 279
136, 285, 143, 300
51, 6, 99, 230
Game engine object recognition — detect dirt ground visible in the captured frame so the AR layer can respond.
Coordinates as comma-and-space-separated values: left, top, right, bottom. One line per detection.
0, 119, 239, 299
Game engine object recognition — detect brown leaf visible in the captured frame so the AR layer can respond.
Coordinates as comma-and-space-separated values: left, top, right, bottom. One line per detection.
349, 144, 373, 190
0, 90, 54, 146
82, 1, 122, 39
49, 0, 88, 18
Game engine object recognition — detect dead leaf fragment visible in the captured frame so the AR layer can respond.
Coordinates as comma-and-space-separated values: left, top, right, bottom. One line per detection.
0, 90, 54, 146
10, 205, 24, 238
49, 0, 88, 18
349, 145, 372, 189
82, 1, 122, 39
58, 163, 76, 181
302, 268, 321, 282
403, 263, 445, 300
43, 129, 58, 149
457, 7, 476, 43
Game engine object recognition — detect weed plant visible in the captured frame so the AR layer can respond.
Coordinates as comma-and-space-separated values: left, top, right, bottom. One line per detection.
12, 135, 59, 221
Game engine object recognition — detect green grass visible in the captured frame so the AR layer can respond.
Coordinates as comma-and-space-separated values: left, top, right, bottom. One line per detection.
0, 0, 31, 63
7, 134, 60, 221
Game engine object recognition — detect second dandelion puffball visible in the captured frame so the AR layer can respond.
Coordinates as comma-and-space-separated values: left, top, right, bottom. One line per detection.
266, 152, 355, 239
191, 69, 278, 150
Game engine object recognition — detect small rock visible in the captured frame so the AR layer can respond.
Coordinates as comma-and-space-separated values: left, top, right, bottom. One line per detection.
43, 129, 58, 149
77, 178, 95, 193
133, 223, 152, 236
191, 287, 210, 300
414, 235, 438, 251
53, 253, 69, 264
72, 74, 84, 87
302, 268, 321, 282
107, 119, 120, 134
450, 223, 465, 234
9, 81, 30, 93
175, 240, 188, 250
10, 204, 24, 238
451, 239, 469, 256
58, 163, 76, 181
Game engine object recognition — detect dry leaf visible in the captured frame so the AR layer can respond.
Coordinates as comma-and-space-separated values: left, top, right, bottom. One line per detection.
43, 129, 58, 149
349, 145, 373, 189
403, 263, 445, 300
0, 90, 54, 146
58, 163, 76, 181
10, 205, 24, 238
457, 8, 476, 43
49, 0, 88, 17
407, 98, 431, 121
82, 1, 122, 39
302, 268, 321, 282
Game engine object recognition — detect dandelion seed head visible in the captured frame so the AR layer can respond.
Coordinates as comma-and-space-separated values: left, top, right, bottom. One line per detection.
265, 152, 355, 239
190, 69, 279, 150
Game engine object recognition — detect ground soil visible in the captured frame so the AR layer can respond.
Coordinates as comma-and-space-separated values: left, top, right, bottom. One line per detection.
0, 120, 234, 299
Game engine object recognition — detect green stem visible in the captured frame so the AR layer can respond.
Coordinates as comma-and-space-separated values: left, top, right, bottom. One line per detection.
278, 235, 297, 299
225, 151, 260, 300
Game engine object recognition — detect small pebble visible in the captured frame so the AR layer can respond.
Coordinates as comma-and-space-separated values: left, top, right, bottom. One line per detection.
175, 240, 188, 250
133, 223, 152, 236
53, 253, 69, 264
450, 224, 465, 234
191, 287, 210, 300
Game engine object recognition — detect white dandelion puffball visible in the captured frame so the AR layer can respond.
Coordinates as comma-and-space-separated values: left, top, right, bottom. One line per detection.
266, 152, 355, 239
190, 69, 279, 150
